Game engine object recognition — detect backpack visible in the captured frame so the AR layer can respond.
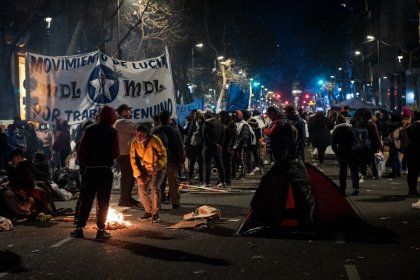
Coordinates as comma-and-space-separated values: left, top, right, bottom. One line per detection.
351, 125, 371, 165
352, 126, 371, 149
395, 126, 411, 151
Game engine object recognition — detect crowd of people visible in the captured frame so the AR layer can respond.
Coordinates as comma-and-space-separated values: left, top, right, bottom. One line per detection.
328, 106, 420, 197
1, 102, 419, 239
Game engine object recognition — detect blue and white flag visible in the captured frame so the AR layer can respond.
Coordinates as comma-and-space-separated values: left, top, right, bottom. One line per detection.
226, 83, 249, 112
176, 97, 203, 126
25, 50, 176, 125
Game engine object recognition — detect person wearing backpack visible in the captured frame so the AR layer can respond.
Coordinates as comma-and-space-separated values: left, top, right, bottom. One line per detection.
384, 112, 403, 178
352, 108, 381, 181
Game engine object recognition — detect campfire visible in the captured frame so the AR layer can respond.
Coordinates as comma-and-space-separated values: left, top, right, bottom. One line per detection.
105, 207, 132, 230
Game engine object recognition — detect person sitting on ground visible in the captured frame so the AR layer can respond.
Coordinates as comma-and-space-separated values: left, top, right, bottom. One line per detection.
0, 148, 36, 222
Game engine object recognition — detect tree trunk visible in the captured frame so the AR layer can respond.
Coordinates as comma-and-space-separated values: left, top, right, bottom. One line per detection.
0, 46, 18, 120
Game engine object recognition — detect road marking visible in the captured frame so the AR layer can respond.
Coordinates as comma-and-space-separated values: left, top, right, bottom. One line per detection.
345, 264, 361, 280
50, 237, 73, 248
334, 230, 345, 244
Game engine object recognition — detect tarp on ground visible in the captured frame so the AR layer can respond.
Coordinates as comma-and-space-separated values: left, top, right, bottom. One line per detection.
331, 98, 378, 110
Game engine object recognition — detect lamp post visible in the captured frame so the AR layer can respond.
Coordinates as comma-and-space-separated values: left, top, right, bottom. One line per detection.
45, 17, 52, 55
248, 78, 253, 109
367, 35, 381, 106
191, 43, 203, 95
354, 50, 366, 99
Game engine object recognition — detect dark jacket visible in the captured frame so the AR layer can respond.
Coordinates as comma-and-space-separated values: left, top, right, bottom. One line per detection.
263, 116, 297, 162
7, 160, 36, 192
308, 113, 333, 149
235, 120, 252, 148
223, 121, 238, 152
53, 119, 71, 152
406, 120, 420, 158
331, 123, 354, 158
288, 114, 306, 152
155, 124, 185, 164
201, 117, 225, 147
77, 106, 119, 168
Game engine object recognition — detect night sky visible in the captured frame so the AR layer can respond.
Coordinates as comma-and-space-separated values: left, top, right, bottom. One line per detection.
202, 0, 352, 98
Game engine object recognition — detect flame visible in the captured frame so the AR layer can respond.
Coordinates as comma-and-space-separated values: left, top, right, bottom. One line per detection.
106, 207, 131, 229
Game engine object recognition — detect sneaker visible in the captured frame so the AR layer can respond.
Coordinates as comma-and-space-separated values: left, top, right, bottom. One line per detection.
152, 213, 160, 222
140, 212, 152, 220
246, 172, 255, 176
401, 170, 408, 175
95, 229, 111, 241
252, 167, 260, 173
130, 198, 140, 206
359, 176, 365, 183
172, 203, 181, 209
216, 182, 226, 188
351, 190, 360, 196
70, 228, 84, 238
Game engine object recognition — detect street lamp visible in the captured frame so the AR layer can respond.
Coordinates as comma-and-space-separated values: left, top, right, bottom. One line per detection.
45, 17, 52, 55
354, 50, 366, 99
367, 35, 381, 105
191, 43, 204, 94
248, 78, 253, 109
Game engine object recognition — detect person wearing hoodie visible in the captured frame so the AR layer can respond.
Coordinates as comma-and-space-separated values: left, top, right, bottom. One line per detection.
52, 119, 71, 169
331, 114, 360, 196
70, 105, 119, 241
201, 109, 225, 187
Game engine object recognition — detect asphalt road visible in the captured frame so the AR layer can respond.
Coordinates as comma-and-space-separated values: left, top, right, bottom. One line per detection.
1, 148, 420, 280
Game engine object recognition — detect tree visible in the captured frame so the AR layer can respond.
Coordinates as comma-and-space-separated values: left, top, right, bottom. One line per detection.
106, 0, 188, 60
0, 0, 52, 119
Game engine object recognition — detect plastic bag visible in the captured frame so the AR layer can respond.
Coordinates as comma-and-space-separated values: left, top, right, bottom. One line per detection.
375, 152, 385, 177
0, 216, 13, 231
51, 183, 73, 201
